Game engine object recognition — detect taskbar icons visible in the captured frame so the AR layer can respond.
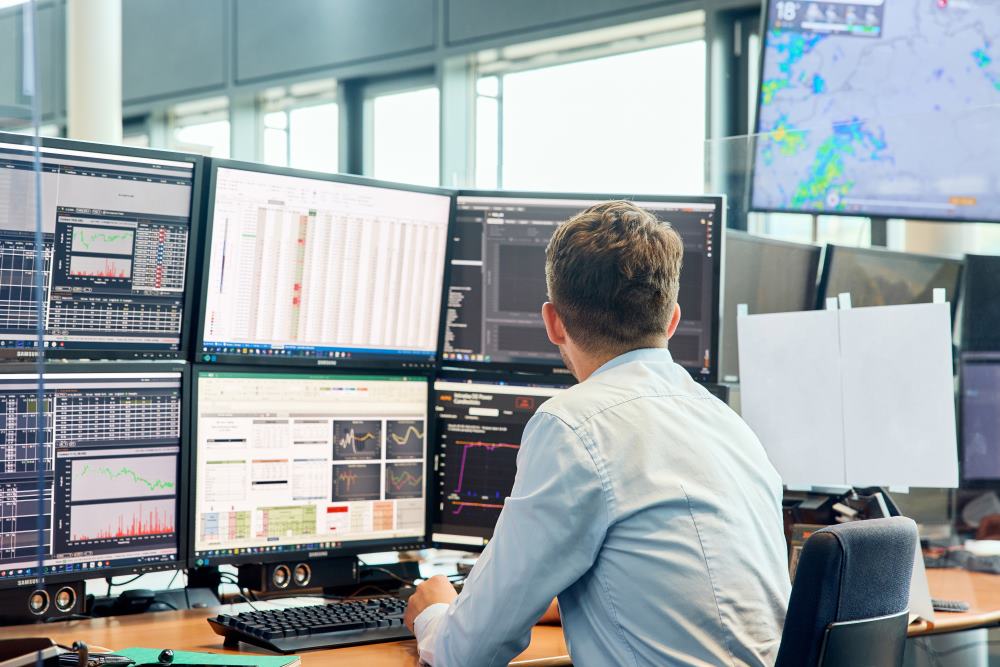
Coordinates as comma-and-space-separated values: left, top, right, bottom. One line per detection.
193, 542, 341, 567
441, 352, 490, 362
0, 553, 176, 579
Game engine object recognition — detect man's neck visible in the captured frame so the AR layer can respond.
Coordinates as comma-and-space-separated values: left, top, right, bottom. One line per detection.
572, 342, 668, 382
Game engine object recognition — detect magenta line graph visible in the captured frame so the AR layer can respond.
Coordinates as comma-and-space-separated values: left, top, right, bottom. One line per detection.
450, 440, 519, 515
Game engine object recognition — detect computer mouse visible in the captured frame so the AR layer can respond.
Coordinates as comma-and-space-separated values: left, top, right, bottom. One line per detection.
147, 601, 174, 612
191, 602, 209, 609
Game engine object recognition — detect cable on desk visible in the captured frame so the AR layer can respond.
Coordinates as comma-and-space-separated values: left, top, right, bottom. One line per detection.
363, 566, 417, 586
105, 574, 144, 597
230, 591, 260, 612
346, 584, 393, 599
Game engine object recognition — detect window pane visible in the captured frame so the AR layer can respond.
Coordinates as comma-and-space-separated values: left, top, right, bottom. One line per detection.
173, 120, 230, 158
747, 211, 813, 243
263, 127, 288, 167
500, 42, 706, 194
265, 110, 288, 130
817, 216, 870, 247
475, 96, 499, 189
289, 103, 339, 173
372, 87, 440, 187
122, 134, 150, 148
477, 76, 499, 98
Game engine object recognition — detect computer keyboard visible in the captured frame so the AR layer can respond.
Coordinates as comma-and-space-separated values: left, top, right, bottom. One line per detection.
208, 596, 412, 653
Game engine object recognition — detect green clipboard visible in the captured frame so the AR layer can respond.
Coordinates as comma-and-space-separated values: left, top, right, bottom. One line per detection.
116, 648, 299, 667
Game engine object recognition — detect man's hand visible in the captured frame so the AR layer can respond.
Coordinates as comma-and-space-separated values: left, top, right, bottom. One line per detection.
404, 575, 459, 633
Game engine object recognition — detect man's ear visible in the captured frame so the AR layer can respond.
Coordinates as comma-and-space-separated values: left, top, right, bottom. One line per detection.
665, 303, 681, 339
542, 302, 568, 346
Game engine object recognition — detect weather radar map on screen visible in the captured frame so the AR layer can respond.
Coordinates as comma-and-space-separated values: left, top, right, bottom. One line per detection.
753, 0, 1000, 221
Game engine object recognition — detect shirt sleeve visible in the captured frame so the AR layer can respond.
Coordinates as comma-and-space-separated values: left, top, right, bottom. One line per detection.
415, 411, 610, 666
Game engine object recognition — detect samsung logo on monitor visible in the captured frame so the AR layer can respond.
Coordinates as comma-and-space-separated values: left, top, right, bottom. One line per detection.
308, 551, 329, 558
18, 578, 40, 587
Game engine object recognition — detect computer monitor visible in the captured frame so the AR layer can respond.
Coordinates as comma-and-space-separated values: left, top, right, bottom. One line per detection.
721, 231, 820, 382
0, 365, 185, 587
960, 353, 1000, 485
191, 368, 429, 568
816, 245, 963, 313
443, 192, 724, 381
196, 161, 453, 370
960, 255, 1000, 353
751, 0, 1000, 222
431, 375, 570, 550
0, 133, 202, 360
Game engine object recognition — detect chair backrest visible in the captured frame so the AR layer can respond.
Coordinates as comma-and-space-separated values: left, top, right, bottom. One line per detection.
774, 516, 918, 667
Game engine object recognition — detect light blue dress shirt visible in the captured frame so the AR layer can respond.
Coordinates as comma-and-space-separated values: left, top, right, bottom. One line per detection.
416, 348, 791, 666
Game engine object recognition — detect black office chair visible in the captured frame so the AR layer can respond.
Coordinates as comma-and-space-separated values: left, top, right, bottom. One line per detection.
774, 516, 918, 667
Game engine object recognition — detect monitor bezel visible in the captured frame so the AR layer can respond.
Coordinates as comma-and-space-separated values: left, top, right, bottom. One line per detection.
193, 158, 456, 372
443, 189, 726, 383
958, 352, 1000, 489
815, 244, 964, 318
429, 369, 573, 553
0, 131, 205, 362
0, 361, 189, 590
187, 364, 433, 570
748, 0, 1000, 224
959, 254, 1000, 353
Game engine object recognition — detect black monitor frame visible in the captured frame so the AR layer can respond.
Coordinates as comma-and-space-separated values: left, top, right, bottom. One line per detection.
443, 190, 726, 383
748, 0, 1000, 224
0, 131, 205, 361
193, 159, 455, 372
815, 244, 963, 318
958, 352, 1000, 489
187, 364, 433, 570
429, 368, 573, 553
0, 361, 189, 590
959, 254, 1000, 353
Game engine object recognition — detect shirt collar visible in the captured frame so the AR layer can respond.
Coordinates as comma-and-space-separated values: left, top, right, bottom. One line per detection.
590, 347, 674, 378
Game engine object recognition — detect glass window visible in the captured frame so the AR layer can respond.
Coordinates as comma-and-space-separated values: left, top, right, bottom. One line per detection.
122, 133, 150, 148
816, 216, 870, 247
746, 212, 814, 244
8, 123, 62, 138
260, 79, 339, 173
262, 95, 339, 174
487, 41, 706, 194
371, 87, 440, 187
475, 76, 501, 190
263, 110, 289, 167
289, 103, 338, 173
169, 97, 230, 158
173, 120, 230, 158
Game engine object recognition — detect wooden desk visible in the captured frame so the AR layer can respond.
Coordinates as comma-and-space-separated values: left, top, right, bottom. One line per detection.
910, 568, 1000, 637
0, 607, 570, 666
2, 568, 995, 664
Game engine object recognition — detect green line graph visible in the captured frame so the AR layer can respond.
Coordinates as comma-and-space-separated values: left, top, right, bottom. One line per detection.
71, 456, 176, 501
71, 226, 135, 255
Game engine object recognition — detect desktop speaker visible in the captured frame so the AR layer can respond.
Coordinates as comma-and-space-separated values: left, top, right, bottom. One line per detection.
0, 581, 84, 625
237, 558, 359, 594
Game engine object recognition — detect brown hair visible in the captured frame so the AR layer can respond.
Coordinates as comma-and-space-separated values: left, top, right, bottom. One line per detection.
545, 200, 684, 355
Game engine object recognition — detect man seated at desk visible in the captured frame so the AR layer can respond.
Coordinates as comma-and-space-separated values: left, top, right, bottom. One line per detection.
404, 201, 791, 666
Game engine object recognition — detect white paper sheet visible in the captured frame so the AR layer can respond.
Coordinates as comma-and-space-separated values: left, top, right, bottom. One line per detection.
839, 303, 958, 488
738, 309, 846, 487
